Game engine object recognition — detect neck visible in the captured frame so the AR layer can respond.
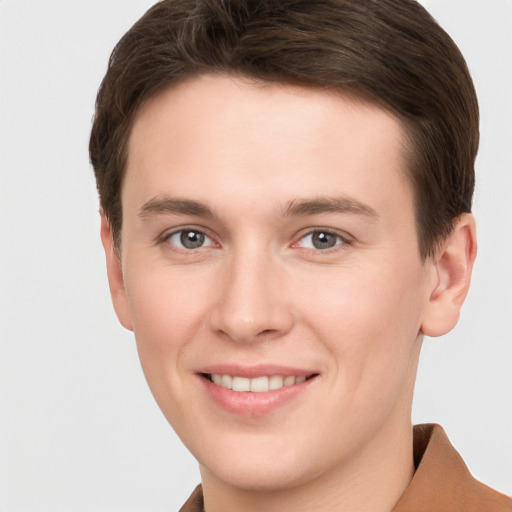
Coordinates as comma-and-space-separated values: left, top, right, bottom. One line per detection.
200, 420, 415, 512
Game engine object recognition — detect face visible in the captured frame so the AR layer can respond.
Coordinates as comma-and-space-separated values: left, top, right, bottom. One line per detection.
107, 75, 440, 492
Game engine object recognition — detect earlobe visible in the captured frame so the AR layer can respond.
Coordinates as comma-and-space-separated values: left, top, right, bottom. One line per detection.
100, 212, 134, 331
421, 213, 477, 338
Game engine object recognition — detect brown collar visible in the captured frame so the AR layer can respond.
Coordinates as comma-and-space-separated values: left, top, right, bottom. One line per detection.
180, 424, 512, 512
392, 424, 512, 511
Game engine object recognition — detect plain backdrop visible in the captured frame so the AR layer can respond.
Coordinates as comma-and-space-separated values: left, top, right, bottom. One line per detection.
0, 1, 511, 510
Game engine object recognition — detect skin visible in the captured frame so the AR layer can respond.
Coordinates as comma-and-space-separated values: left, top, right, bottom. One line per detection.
101, 74, 476, 512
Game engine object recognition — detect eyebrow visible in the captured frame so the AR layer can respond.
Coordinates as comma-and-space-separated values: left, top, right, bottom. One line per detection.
282, 196, 378, 218
138, 195, 378, 220
139, 197, 215, 218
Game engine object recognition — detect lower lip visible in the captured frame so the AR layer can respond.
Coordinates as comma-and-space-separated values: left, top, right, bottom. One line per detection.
199, 375, 316, 417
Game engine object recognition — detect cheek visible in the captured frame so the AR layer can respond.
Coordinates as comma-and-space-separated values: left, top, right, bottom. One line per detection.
298, 260, 425, 385
124, 264, 212, 373
294, 264, 425, 452
123, 265, 217, 433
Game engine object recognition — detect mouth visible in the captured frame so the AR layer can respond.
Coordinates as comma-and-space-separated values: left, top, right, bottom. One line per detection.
201, 373, 318, 393
197, 365, 319, 415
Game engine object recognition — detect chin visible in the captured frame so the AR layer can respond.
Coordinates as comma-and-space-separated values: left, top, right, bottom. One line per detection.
202, 457, 315, 493
194, 430, 327, 493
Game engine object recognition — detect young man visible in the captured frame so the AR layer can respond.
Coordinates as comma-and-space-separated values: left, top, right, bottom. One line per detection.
89, 1, 512, 510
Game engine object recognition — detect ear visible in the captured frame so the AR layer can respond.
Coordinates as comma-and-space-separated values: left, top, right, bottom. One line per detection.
421, 213, 477, 338
100, 212, 133, 331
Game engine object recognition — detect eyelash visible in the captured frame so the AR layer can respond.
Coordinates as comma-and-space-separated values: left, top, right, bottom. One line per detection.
292, 228, 352, 253
158, 227, 352, 254
158, 226, 218, 253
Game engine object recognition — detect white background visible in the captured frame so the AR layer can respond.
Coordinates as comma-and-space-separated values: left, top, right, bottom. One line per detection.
0, 1, 511, 510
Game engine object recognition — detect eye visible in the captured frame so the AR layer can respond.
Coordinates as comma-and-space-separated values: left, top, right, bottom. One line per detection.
167, 229, 215, 250
296, 230, 346, 250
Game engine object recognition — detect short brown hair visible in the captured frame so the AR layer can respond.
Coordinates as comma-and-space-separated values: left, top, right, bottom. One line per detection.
89, 0, 479, 258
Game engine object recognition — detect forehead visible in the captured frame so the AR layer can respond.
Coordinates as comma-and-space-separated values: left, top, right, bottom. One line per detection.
124, 74, 412, 223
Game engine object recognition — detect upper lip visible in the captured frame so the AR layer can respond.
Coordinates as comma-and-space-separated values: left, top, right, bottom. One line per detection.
196, 364, 317, 379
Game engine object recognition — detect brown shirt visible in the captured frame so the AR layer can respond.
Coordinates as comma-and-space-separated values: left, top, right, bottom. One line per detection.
179, 424, 512, 512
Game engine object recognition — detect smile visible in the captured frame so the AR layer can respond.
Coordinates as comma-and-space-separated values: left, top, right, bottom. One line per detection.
206, 374, 312, 392
198, 366, 319, 416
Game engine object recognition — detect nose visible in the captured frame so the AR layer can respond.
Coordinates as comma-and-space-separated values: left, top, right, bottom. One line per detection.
209, 251, 294, 343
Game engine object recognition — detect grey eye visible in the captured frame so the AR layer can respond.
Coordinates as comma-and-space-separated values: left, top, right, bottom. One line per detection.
312, 232, 337, 249
298, 231, 343, 250
168, 230, 213, 249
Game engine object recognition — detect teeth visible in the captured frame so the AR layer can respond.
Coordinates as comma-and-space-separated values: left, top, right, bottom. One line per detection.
250, 376, 269, 393
269, 375, 284, 390
220, 375, 232, 389
232, 376, 251, 392
210, 374, 311, 392
284, 376, 296, 386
